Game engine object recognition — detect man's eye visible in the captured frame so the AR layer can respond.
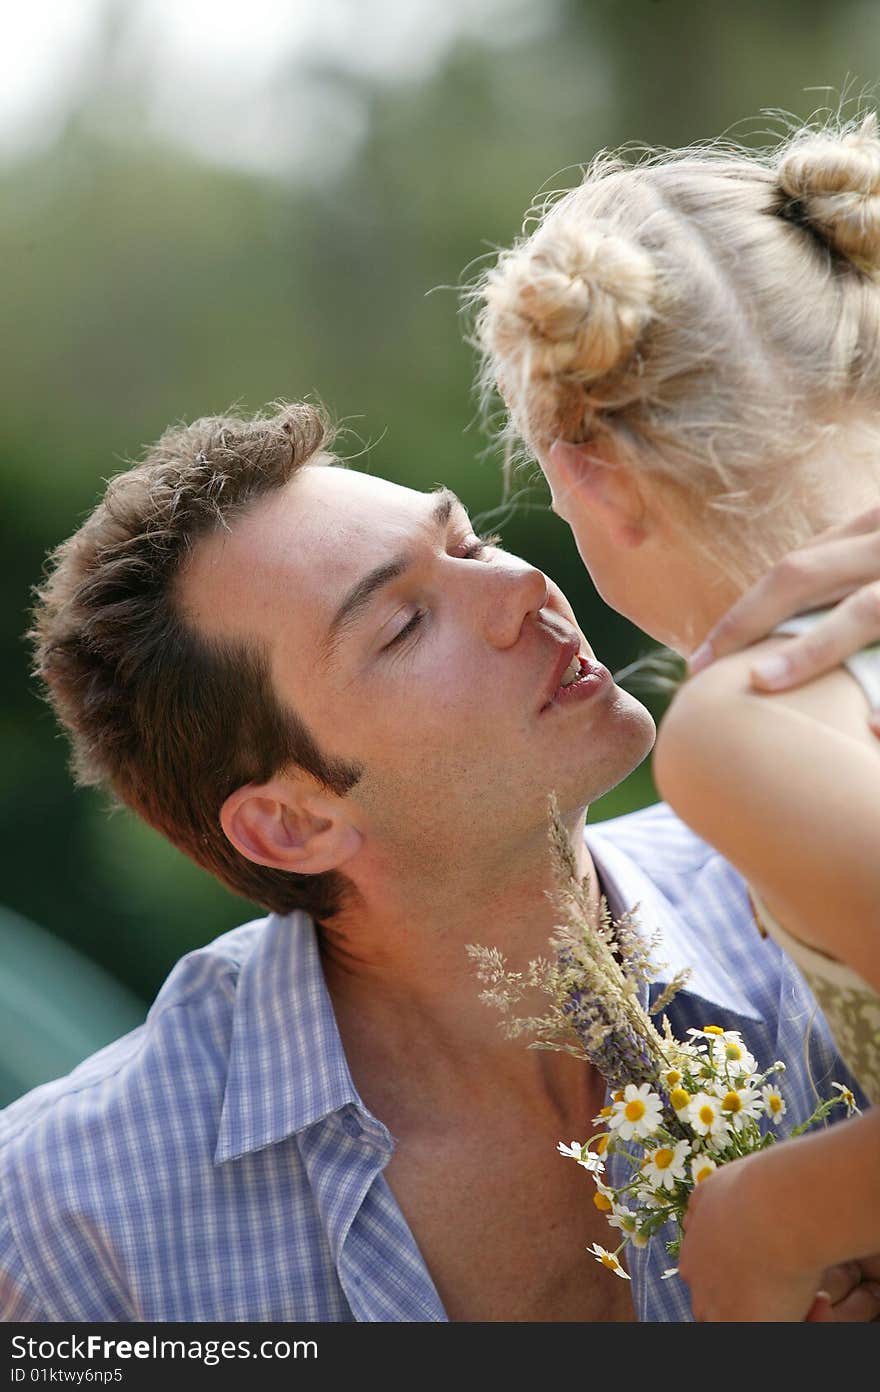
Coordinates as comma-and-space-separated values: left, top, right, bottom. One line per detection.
380, 533, 501, 653
383, 608, 427, 650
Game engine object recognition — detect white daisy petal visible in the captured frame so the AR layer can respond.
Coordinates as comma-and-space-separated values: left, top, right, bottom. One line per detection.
557, 1140, 585, 1160
587, 1242, 632, 1280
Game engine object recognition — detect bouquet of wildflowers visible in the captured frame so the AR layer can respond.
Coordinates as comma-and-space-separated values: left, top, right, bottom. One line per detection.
467, 795, 859, 1282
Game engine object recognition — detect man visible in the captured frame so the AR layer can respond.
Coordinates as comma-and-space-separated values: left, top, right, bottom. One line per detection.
0, 402, 875, 1322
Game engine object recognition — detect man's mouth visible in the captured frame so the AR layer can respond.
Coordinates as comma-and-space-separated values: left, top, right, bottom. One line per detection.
558, 652, 584, 688
541, 641, 610, 712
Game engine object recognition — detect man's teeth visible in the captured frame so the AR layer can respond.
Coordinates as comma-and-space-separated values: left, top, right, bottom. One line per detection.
559, 655, 582, 688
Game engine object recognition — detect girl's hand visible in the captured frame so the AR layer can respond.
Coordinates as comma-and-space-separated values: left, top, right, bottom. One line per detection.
807, 1256, 880, 1321
678, 1154, 822, 1321
689, 507, 880, 735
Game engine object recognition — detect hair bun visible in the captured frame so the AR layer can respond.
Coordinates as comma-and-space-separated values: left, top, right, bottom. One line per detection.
777, 113, 880, 269
481, 222, 655, 390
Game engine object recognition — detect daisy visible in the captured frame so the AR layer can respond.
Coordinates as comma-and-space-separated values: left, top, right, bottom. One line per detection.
719, 1083, 762, 1131
592, 1177, 614, 1213
606, 1203, 636, 1231
832, 1083, 861, 1116
690, 1154, 717, 1185
641, 1139, 691, 1190
607, 1207, 649, 1249
557, 1140, 605, 1173
557, 1140, 583, 1160
676, 1039, 707, 1069
607, 1083, 664, 1141
711, 1030, 757, 1077
759, 1084, 787, 1125
687, 1091, 731, 1141
639, 1186, 671, 1209
587, 1243, 631, 1279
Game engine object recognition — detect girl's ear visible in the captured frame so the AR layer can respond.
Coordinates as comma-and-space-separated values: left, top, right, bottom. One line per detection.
220, 778, 362, 874
546, 440, 650, 547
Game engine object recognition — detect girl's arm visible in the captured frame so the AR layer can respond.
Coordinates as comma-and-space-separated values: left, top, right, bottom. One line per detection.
652, 643, 880, 991
678, 1107, 880, 1321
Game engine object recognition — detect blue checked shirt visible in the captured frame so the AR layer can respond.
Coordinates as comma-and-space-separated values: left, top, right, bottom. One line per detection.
0, 803, 865, 1322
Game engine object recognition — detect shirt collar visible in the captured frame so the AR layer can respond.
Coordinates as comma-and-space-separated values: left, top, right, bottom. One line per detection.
214, 910, 372, 1163
585, 822, 763, 1023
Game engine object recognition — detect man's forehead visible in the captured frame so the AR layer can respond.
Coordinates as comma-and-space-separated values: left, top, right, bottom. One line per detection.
295, 462, 427, 525
179, 464, 440, 644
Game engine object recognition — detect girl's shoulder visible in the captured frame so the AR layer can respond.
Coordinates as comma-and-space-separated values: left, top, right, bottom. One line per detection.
661, 633, 877, 753
652, 633, 880, 986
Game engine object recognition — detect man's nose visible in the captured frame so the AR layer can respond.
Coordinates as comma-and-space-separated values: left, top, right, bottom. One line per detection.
481, 557, 550, 649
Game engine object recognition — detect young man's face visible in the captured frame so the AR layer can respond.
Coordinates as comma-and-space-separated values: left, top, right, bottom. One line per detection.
182, 464, 655, 861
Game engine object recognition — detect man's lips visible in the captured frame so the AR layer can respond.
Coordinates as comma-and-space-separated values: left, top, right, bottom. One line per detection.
540, 637, 581, 711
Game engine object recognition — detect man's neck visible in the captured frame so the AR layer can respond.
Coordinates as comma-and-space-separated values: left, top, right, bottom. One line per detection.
318, 810, 604, 1131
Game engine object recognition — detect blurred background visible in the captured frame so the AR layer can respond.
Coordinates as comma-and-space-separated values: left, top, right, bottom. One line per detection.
2, 0, 878, 1101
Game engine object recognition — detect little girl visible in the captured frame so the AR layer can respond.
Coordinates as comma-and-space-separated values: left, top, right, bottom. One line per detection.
474, 113, 880, 1320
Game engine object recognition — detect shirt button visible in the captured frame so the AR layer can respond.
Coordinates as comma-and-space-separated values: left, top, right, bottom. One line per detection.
342, 1110, 362, 1137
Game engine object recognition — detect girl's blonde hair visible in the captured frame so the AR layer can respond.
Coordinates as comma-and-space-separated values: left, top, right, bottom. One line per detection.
473, 113, 880, 585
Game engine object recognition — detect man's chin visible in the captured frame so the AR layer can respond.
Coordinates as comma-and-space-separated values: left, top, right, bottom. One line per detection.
569, 700, 656, 806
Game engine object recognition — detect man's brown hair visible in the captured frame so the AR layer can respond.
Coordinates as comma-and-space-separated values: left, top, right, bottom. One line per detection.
29, 400, 362, 918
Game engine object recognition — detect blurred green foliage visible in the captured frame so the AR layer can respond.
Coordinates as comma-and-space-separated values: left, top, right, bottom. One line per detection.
0, 906, 144, 1106
2, 0, 878, 1061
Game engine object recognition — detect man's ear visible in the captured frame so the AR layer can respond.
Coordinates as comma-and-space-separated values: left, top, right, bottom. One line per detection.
547, 440, 649, 547
220, 777, 363, 875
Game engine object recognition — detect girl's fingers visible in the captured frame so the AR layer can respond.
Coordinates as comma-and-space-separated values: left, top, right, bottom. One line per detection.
817, 1282, 880, 1322
805, 1291, 833, 1321
690, 523, 880, 673
748, 581, 880, 702
807, 1262, 880, 1321
691, 529, 880, 673
815, 1261, 864, 1307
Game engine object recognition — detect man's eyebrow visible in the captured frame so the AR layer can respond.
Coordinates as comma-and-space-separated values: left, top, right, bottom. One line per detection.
320, 488, 462, 663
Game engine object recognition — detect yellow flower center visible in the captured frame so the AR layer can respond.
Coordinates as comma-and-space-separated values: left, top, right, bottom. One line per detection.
595, 1135, 609, 1155
665, 1070, 682, 1086
670, 1087, 690, 1111
621, 1214, 637, 1232
600, 1252, 619, 1272
612, 1090, 624, 1103
698, 1104, 715, 1126
593, 1192, 613, 1212
768, 1094, 782, 1113
599, 1106, 614, 1118
653, 1147, 674, 1170
722, 1091, 742, 1113
724, 1042, 743, 1061
624, 1099, 646, 1123
703, 1025, 724, 1035
694, 1164, 714, 1183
